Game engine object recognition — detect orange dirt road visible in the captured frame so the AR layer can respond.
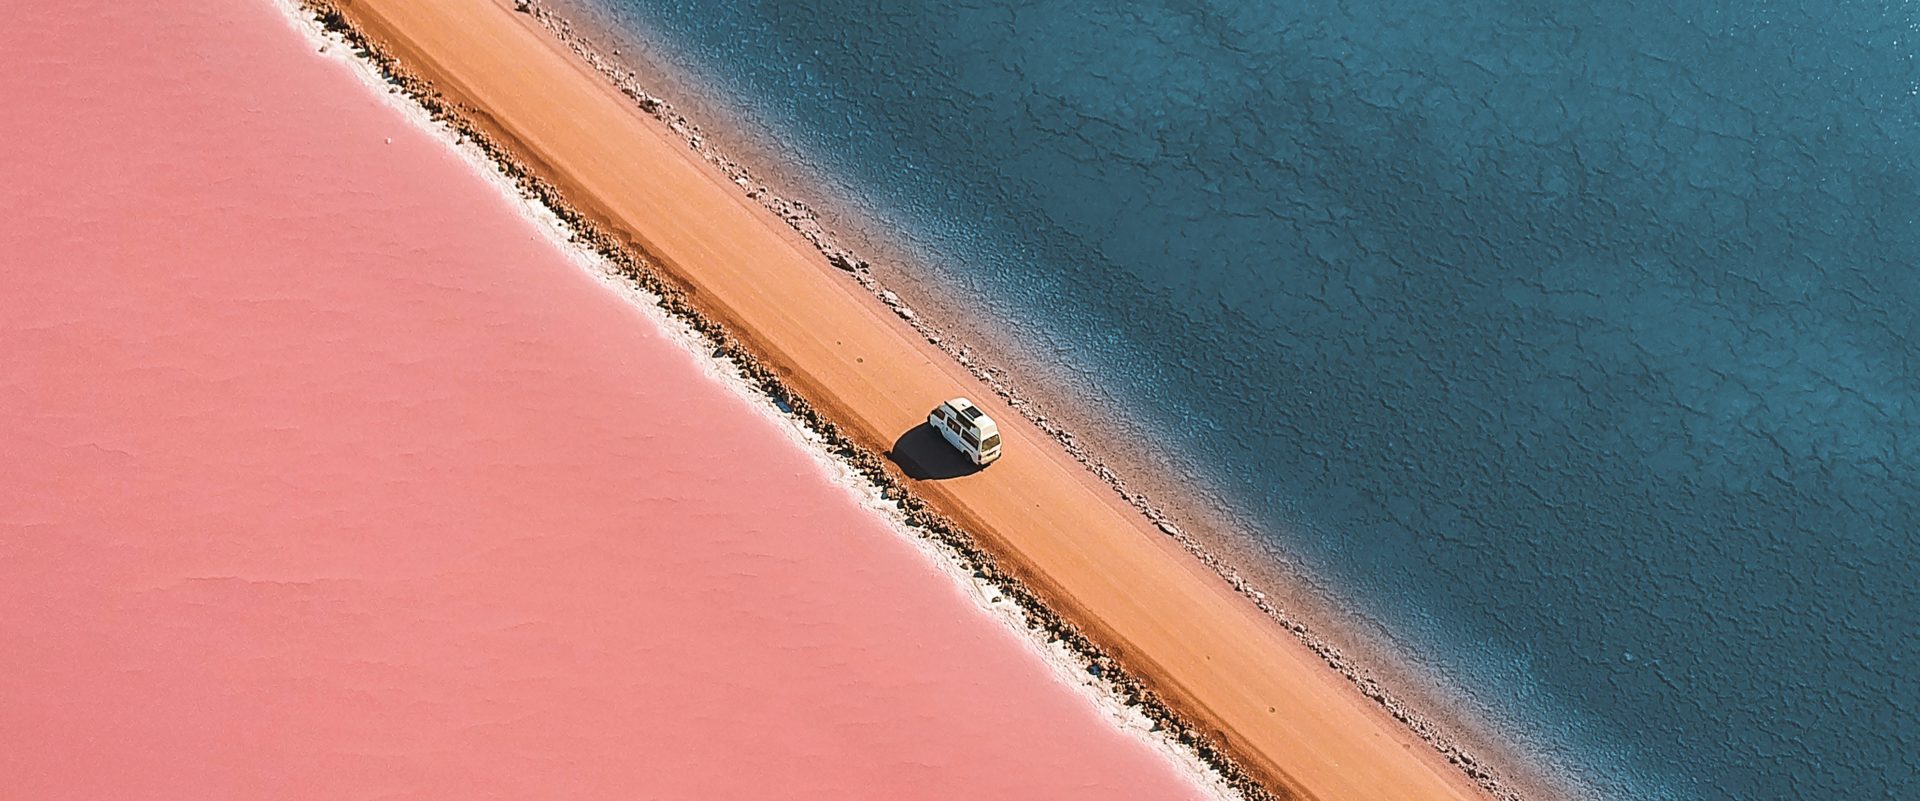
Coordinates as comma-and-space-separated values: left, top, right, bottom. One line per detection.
325, 2, 1491, 799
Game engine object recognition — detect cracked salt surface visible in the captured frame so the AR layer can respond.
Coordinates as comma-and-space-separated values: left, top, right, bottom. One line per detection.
284, 3, 1244, 797
574, 1, 1920, 798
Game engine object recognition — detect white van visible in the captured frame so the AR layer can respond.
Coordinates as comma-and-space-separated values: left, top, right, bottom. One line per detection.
928, 397, 1002, 465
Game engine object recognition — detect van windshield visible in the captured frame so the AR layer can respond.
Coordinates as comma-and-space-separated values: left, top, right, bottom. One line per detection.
982, 434, 1000, 450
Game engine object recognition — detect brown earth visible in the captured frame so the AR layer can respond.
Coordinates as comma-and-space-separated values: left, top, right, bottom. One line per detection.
318, 2, 1493, 799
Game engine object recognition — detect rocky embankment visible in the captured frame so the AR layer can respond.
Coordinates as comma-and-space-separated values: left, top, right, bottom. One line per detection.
306, 3, 1524, 800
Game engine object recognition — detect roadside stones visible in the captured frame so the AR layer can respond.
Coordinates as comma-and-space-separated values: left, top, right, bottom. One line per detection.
306, 3, 1509, 795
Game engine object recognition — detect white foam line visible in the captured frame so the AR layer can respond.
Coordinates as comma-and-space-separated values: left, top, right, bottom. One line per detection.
269, 3, 1241, 797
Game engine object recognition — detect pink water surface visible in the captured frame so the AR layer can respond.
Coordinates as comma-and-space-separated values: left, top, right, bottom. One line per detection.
0, 4, 1207, 798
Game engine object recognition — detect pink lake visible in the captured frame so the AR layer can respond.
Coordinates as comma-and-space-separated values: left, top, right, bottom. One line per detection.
0, 3, 1207, 799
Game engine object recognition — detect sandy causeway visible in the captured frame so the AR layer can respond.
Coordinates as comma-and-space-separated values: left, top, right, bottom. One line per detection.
316, 1, 1496, 799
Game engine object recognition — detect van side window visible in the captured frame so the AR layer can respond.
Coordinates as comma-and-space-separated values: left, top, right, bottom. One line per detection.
962, 429, 979, 446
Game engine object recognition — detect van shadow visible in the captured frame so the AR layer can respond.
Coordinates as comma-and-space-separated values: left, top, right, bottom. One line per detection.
888, 422, 985, 480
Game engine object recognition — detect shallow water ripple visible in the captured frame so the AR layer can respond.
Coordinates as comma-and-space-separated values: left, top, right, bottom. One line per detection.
591, 0, 1920, 797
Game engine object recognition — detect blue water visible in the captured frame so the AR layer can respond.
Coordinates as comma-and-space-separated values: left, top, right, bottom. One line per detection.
588, 1, 1920, 798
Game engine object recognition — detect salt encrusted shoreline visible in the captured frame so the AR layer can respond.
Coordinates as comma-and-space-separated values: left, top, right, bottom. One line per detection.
299, 2, 1526, 799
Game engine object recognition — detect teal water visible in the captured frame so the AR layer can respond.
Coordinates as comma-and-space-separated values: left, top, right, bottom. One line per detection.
586, 1, 1920, 798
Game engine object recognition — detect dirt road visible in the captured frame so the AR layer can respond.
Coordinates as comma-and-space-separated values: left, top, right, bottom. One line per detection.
322, 2, 1491, 799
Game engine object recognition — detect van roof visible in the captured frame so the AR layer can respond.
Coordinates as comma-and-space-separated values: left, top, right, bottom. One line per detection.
940, 397, 998, 438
